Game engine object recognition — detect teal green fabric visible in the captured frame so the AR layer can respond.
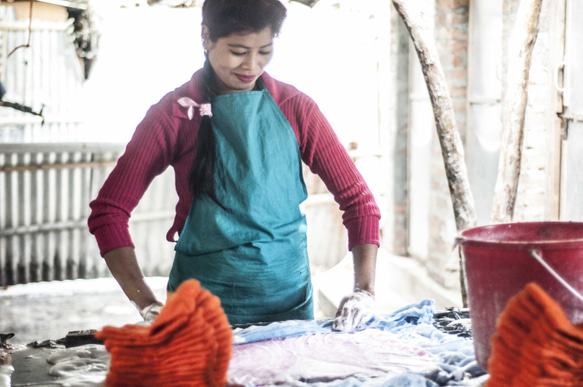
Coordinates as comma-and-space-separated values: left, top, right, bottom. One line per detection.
169, 87, 313, 325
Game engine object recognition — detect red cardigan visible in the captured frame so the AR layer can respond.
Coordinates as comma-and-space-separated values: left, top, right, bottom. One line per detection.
88, 70, 381, 256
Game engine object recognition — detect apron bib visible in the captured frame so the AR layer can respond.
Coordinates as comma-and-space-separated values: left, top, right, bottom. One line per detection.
169, 86, 313, 325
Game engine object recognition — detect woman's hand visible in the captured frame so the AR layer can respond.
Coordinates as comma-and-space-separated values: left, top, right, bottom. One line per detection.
137, 302, 164, 324
332, 289, 375, 332
332, 243, 378, 332
103, 247, 163, 318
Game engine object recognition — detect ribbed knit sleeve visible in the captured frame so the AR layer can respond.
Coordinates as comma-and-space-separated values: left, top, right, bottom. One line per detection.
88, 70, 204, 257
88, 100, 182, 256
275, 87, 381, 250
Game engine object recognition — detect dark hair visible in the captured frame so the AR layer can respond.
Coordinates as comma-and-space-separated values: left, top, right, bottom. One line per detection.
189, 0, 287, 204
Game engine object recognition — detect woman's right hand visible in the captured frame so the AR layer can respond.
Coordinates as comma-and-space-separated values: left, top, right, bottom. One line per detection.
103, 247, 163, 315
138, 302, 164, 323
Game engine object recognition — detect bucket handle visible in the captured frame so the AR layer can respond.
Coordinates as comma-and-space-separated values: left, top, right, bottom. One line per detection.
530, 249, 583, 303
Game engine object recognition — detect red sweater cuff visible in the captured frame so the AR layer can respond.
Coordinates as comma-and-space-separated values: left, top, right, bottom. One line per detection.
345, 215, 380, 251
93, 223, 135, 256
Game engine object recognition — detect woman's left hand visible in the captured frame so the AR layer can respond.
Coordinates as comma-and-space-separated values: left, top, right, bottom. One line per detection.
140, 302, 164, 323
332, 289, 376, 332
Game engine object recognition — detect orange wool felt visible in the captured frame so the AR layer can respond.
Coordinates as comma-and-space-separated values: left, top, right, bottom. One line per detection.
95, 279, 233, 387
486, 282, 583, 387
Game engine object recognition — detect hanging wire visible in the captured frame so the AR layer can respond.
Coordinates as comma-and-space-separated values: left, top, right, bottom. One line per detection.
7, 0, 34, 58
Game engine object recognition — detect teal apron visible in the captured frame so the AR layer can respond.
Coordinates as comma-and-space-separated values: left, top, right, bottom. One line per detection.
169, 85, 313, 325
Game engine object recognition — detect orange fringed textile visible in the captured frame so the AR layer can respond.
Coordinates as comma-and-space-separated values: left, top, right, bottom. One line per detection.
95, 279, 233, 387
486, 282, 583, 387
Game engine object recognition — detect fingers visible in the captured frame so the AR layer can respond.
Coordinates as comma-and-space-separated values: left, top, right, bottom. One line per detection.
332, 291, 375, 332
140, 302, 164, 323
332, 296, 353, 331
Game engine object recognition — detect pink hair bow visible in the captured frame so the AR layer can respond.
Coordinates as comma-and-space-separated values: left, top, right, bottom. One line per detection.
177, 97, 213, 119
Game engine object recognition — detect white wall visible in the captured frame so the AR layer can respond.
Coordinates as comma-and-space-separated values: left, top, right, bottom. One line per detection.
81, 1, 388, 153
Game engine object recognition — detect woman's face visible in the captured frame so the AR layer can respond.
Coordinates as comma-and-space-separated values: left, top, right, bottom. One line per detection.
203, 26, 274, 95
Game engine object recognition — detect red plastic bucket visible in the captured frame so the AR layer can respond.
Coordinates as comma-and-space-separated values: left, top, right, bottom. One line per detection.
457, 221, 583, 371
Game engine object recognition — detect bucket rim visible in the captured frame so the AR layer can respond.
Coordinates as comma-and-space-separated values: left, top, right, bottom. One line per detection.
456, 221, 583, 246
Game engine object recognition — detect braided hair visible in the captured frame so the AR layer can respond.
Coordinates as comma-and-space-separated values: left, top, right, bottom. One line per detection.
189, 0, 287, 203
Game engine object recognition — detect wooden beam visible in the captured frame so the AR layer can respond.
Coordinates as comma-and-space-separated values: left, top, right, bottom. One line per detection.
391, 0, 476, 307
391, 0, 476, 232
491, 0, 543, 223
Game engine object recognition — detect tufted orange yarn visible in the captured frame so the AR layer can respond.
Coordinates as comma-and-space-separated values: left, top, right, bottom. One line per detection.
95, 279, 233, 387
486, 282, 583, 387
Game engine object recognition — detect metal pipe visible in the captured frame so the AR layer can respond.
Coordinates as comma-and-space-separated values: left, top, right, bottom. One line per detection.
0, 160, 118, 173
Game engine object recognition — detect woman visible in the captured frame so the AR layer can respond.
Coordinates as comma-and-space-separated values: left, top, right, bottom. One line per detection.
88, 0, 380, 331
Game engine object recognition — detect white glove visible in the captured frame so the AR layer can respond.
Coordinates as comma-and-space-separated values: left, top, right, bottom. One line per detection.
132, 302, 164, 324
332, 289, 375, 332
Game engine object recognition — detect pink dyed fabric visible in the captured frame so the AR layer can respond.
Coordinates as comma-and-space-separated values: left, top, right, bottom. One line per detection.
227, 328, 439, 385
